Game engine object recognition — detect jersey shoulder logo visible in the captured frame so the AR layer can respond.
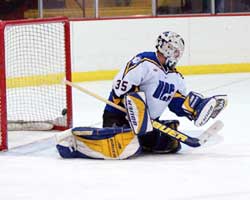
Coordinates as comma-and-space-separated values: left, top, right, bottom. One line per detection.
131, 56, 142, 65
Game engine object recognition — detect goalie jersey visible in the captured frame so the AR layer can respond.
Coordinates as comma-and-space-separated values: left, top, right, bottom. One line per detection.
104, 51, 187, 120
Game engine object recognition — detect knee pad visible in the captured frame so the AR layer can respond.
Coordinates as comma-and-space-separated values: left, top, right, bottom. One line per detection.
140, 119, 181, 153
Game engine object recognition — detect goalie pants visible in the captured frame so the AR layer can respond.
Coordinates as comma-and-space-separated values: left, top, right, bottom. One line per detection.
102, 110, 181, 154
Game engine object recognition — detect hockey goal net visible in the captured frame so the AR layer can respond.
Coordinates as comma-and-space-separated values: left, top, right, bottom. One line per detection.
0, 17, 72, 151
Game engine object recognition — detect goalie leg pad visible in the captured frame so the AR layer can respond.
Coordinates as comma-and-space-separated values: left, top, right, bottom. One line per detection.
56, 144, 91, 159
124, 91, 153, 135
56, 127, 142, 159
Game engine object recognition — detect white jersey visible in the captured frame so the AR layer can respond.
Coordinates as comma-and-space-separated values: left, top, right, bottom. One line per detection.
107, 52, 186, 120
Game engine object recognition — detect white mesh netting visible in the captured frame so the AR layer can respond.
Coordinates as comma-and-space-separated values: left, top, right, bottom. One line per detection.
4, 21, 70, 131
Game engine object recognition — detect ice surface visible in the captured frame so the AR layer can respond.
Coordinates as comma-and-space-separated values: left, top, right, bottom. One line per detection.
1, 73, 250, 200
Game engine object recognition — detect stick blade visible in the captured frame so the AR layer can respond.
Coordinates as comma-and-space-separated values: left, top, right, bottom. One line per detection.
198, 120, 224, 146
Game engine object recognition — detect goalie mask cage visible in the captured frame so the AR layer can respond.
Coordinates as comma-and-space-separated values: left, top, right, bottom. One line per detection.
0, 17, 73, 151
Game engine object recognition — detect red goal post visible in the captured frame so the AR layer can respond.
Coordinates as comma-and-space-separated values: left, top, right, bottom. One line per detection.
0, 17, 73, 151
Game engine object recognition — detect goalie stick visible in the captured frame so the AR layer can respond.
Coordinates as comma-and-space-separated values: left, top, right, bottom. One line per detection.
63, 80, 224, 148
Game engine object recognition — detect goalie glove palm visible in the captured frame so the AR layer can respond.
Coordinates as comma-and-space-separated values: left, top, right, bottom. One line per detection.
194, 97, 217, 126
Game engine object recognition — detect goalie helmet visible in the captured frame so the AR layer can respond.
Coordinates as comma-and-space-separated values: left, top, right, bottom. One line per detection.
156, 31, 185, 70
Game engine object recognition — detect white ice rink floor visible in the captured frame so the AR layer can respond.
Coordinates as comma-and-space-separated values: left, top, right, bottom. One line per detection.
1, 73, 250, 200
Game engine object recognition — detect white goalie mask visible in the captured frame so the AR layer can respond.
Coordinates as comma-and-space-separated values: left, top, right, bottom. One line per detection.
156, 31, 185, 70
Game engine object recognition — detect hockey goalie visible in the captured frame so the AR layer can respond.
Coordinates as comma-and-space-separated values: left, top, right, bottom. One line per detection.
56, 31, 227, 159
